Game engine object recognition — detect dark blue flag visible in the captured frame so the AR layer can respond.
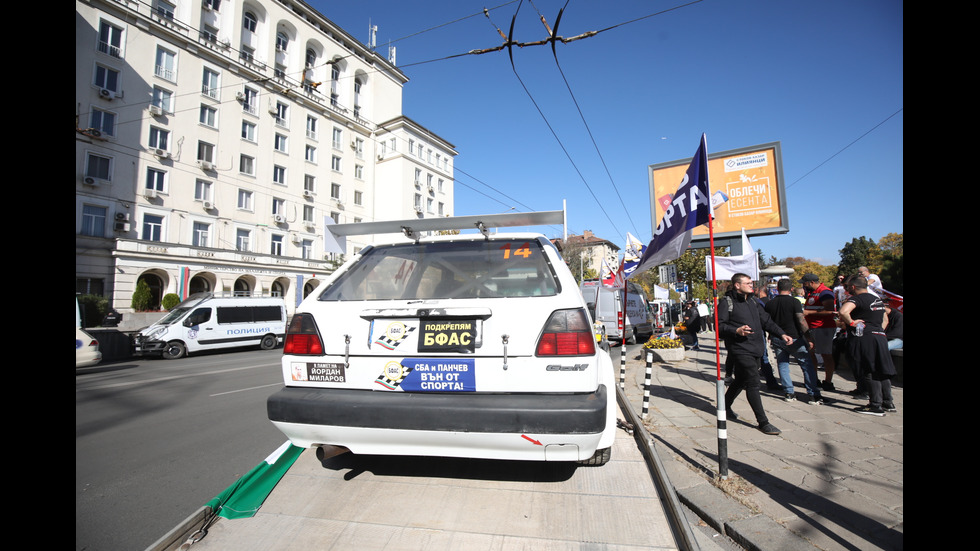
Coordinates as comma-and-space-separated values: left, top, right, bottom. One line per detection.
628, 134, 712, 278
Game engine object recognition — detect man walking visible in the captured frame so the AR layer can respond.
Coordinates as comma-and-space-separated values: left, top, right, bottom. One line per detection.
719, 273, 795, 435
765, 279, 823, 404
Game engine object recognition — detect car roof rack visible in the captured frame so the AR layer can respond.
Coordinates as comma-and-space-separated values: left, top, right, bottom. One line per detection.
324, 209, 566, 250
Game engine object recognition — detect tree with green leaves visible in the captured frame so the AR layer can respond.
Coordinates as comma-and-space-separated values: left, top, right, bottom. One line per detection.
131, 279, 153, 312
837, 236, 883, 279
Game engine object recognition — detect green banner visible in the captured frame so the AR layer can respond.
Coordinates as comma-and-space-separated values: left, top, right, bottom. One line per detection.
206, 442, 303, 519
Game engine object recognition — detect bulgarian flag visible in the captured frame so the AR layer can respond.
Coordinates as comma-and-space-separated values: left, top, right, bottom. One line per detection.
206, 441, 303, 519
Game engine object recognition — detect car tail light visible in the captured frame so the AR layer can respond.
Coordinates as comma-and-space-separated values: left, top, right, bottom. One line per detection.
536, 309, 596, 356
283, 313, 324, 355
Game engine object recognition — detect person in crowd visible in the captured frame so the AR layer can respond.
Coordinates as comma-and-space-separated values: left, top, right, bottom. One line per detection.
696, 299, 710, 333
833, 275, 848, 309
838, 275, 896, 415
683, 301, 701, 351
884, 305, 903, 351
801, 274, 838, 391
765, 279, 823, 404
754, 285, 779, 390
718, 273, 794, 435
859, 266, 885, 299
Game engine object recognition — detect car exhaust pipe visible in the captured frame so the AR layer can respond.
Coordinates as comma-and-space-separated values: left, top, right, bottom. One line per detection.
315, 444, 350, 461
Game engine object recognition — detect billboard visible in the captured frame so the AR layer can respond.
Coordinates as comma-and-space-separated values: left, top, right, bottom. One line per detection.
648, 141, 788, 241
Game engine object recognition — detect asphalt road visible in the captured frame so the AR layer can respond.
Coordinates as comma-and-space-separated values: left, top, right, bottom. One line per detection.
76, 349, 288, 551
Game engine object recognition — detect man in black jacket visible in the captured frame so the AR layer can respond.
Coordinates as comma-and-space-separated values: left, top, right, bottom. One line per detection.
719, 273, 795, 435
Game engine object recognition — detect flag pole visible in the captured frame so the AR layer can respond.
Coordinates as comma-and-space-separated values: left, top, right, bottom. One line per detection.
702, 134, 729, 480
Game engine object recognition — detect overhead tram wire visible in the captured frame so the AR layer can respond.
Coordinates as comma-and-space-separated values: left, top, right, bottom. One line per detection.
531, 0, 642, 242
490, 1, 623, 239
787, 107, 904, 189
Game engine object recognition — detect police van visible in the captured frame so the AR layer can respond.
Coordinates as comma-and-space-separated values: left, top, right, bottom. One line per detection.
133, 293, 287, 359
268, 210, 618, 465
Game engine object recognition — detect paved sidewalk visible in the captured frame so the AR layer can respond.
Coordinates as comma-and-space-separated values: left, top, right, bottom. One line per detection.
618, 332, 903, 551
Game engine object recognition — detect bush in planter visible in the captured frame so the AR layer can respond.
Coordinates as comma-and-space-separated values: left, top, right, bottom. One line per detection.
131, 279, 153, 312
77, 294, 108, 328
161, 293, 181, 311
643, 336, 684, 349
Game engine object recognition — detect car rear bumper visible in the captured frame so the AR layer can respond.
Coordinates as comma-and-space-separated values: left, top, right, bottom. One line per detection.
267, 385, 610, 460
268, 385, 608, 434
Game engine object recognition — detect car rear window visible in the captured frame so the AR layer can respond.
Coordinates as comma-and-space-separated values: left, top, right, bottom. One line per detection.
318, 239, 559, 301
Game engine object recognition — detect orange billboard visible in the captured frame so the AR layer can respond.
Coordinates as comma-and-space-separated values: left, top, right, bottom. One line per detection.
648, 142, 788, 241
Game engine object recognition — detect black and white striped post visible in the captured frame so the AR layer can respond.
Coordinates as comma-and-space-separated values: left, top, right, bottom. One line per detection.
642, 350, 653, 419
717, 378, 729, 479
620, 340, 627, 389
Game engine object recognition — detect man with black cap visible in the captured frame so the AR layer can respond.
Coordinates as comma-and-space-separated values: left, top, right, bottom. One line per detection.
801, 273, 838, 391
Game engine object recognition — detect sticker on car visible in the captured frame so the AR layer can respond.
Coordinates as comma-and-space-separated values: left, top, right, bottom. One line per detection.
418, 320, 476, 353
374, 358, 475, 392
292, 362, 346, 383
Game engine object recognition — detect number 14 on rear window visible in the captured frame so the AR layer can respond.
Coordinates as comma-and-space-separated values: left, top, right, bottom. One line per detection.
500, 242, 532, 259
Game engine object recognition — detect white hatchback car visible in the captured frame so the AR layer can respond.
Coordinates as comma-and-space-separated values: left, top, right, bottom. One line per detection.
76, 327, 103, 368
268, 212, 617, 465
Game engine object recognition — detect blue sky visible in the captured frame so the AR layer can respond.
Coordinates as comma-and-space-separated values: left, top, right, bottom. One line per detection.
312, 0, 903, 266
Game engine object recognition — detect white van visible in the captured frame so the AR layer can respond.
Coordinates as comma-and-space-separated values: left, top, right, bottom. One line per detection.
133, 293, 287, 359
580, 280, 653, 344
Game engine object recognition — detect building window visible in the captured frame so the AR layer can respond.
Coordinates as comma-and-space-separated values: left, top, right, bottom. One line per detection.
409, 139, 415, 155
272, 197, 285, 217
304, 174, 316, 193
354, 190, 363, 206
353, 137, 363, 158
330, 65, 339, 105
414, 168, 421, 186
197, 141, 215, 163
332, 127, 342, 150
438, 202, 445, 216
241, 121, 256, 142
274, 102, 288, 128
330, 212, 340, 223
152, 86, 173, 113
301, 239, 313, 260
193, 222, 210, 247
94, 64, 119, 93
330, 183, 341, 200
243, 11, 257, 33
331, 156, 341, 173
199, 104, 217, 128
438, 179, 444, 193
427, 197, 434, 213
273, 165, 286, 185
355, 164, 363, 180
201, 24, 218, 44
236, 228, 251, 251
155, 47, 177, 82
306, 116, 318, 140
89, 108, 116, 137
303, 205, 314, 223
271, 234, 283, 256
237, 189, 253, 210
146, 167, 166, 192
240, 155, 255, 176
276, 31, 289, 52
274, 133, 288, 153
305, 145, 317, 163
353, 78, 363, 117
98, 20, 124, 58
202, 68, 220, 99
155, 0, 175, 20
81, 205, 107, 237
149, 126, 169, 150
85, 153, 112, 181
195, 179, 212, 201
414, 194, 422, 211
242, 86, 257, 115
142, 214, 164, 242
240, 45, 255, 64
